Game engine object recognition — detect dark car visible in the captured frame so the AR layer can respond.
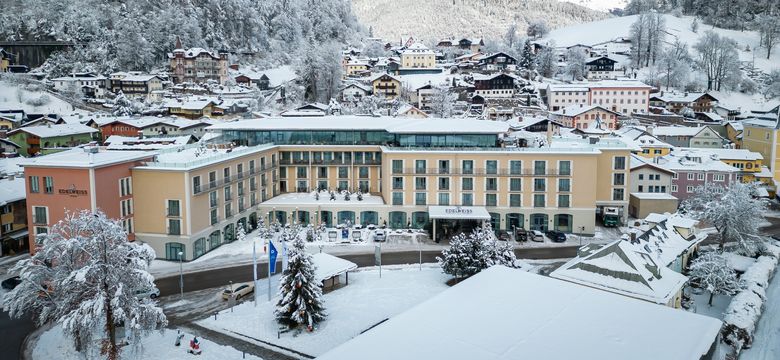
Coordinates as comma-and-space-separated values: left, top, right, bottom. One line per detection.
545, 230, 567, 243
1, 276, 22, 290
497, 230, 512, 241
514, 228, 529, 242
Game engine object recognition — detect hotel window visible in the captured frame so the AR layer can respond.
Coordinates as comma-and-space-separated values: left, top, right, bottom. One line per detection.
671, 185, 678, 192
44, 176, 53, 194
462, 193, 473, 206
534, 161, 546, 175
533, 194, 545, 208
613, 173, 625, 186
509, 194, 522, 207
485, 193, 497, 206
168, 219, 181, 235
249, 160, 255, 174
558, 194, 570, 208
687, 185, 694, 193
120, 177, 132, 196
224, 186, 232, 201
318, 167, 328, 178
121, 199, 134, 217
533, 178, 546, 192
697, 173, 705, 180
392, 160, 403, 174
33, 206, 48, 225
392, 177, 403, 190
486, 178, 498, 191
209, 191, 217, 207
338, 167, 348, 178
438, 160, 450, 174
167, 200, 180, 217
714, 174, 725, 181
122, 218, 134, 234
612, 188, 624, 201
338, 180, 348, 191
359, 167, 369, 179
672, 172, 679, 180
559, 161, 571, 176
223, 167, 231, 182
29, 176, 39, 193
392, 192, 403, 205
510, 178, 522, 191
415, 192, 427, 205
193, 176, 201, 194
438, 193, 450, 206
237, 164, 244, 178
225, 203, 233, 218
558, 178, 571, 192
209, 171, 217, 188
210, 209, 218, 225
461, 177, 474, 191
462, 160, 474, 175
510, 161, 522, 175
415, 177, 427, 190
238, 182, 245, 196
438, 177, 450, 190
415, 160, 426, 174
613, 156, 626, 170
297, 167, 307, 178
250, 177, 257, 191
486, 160, 498, 175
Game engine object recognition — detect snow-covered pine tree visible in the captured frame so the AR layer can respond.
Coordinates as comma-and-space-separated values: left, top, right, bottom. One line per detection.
519, 38, 534, 70
275, 233, 326, 330
3, 210, 166, 359
688, 251, 741, 306
237, 224, 247, 241
437, 225, 517, 279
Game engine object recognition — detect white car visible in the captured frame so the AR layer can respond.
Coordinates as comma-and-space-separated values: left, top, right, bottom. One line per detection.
222, 283, 255, 301
135, 288, 160, 300
530, 230, 545, 242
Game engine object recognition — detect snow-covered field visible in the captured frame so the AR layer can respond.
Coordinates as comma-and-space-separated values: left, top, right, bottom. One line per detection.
197, 266, 450, 357
0, 80, 88, 114
33, 326, 262, 360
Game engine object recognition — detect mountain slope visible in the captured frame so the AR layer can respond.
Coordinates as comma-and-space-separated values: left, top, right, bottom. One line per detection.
352, 0, 611, 41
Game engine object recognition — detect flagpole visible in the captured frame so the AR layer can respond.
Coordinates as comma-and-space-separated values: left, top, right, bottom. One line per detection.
268, 240, 272, 302
253, 240, 258, 307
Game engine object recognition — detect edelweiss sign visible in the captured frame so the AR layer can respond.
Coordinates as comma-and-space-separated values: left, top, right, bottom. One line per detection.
428, 206, 490, 220
445, 207, 473, 215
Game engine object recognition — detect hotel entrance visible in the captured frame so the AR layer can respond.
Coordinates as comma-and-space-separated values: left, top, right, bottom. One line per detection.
428, 206, 491, 243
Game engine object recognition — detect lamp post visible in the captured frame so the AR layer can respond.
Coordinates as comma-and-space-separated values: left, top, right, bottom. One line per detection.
178, 251, 184, 300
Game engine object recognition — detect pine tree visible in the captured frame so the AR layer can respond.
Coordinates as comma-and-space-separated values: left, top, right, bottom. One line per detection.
519, 39, 534, 70
236, 224, 247, 241
688, 252, 741, 306
275, 234, 326, 331
437, 224, 517, 279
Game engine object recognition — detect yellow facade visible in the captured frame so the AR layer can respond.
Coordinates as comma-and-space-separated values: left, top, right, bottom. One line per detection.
742, 124, 779, 180
371, 75, 401, 100
344, 63, 369, 76
0, 58, 8, 72
0, 117, 15, 130
637, 146, 671, 158
400, 53, 435, 68
725, 123, 743, 149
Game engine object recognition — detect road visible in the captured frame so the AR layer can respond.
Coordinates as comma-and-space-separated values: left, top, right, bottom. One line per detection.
0, 310, 35, 359
154, 246, 578, 296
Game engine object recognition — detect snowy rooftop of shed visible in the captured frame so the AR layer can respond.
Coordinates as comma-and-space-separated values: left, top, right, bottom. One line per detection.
312, 253, 358, 282
10, 123, 98, 138
318, 266, 721, 360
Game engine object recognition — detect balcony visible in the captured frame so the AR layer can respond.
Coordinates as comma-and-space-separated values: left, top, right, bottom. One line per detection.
194, 165, 277, 195
397, 168, 568, 176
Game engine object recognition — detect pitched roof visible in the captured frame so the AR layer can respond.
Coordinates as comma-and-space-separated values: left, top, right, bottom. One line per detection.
8, 123, 97, 138
551, 104, 619, 117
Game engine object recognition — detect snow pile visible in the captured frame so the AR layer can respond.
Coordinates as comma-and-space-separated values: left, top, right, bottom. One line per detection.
721, 254, 780, 353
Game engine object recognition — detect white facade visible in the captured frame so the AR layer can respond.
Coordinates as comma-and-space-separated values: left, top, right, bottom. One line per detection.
547, 81, 652, 114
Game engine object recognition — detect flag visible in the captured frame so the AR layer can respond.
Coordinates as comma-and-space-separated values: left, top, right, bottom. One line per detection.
282, 240, 288, 271
269, 240, 278, 274
253, 241, 258, 306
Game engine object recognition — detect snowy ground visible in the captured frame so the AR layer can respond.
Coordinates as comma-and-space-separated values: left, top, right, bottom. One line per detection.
196, 265, 450, 357
0, 80, 89, 115
687, 288, 732, 321
740, 259, 780, 360
33, 326, 263, 360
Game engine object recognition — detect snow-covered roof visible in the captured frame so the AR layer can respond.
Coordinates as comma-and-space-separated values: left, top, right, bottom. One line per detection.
312, 253, 358, 282
8, 123, 97, 138
636, 213, 706, 267
655, 149, 740, 173
634, 134, 673, 148
630, 192, 678, 200
280, 110, 326, 117
651, 126, 711, 137
700, 148, 763, 161
472, 73, 518, 82
630, 154, 675, 174
551, 240, 688, 304
318, 266, 722, 360
369, 73, 402, 83
650, 92, 714, 103
0, 176, 25, 205
207, 116, 509, 135
104, 135, 196, 150
726, 121, 744, 131
21, 148, 155, 168
114, 74, 161, 82
551, 104, 617, 117
0, 157, 25, 176
140, 143, 275, 170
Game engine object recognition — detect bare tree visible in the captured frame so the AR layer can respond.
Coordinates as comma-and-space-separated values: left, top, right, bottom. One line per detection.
755, 14, 780, 60
694, 31, 740, 91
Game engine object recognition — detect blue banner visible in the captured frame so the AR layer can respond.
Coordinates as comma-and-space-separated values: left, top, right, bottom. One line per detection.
269, 240, 278, 274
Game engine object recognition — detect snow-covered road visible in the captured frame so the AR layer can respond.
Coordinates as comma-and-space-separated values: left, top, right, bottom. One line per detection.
740, 267, 780, 359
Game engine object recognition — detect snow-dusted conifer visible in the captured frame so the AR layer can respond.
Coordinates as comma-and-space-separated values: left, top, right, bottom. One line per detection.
519, 38, 534, 70
688, 251, 741, 306
236, 224, 247, 241
275, 233, 325, 330
437, 224, 517, 279
2, 210, 166, 359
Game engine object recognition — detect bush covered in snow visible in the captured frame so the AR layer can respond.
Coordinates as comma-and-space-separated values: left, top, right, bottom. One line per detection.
437, 224, 518, 279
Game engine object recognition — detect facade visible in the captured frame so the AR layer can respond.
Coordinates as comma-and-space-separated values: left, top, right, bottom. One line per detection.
51, 74, 108, 98
109, 72, 164, 100
165, 99, 221, 118
0, 176, 27, 256
341, 83, 372, 101
473, 73, 517, 98
370, 73, 402, 100
702, 148, 764, 183
633, 134, 673, 158
400, 43, 436, 69
741, 116, 780, 181
8, 124, 99, 156
477, 52, 518, 71
22, 149, 155, 253
585, 56, 619, 80
549, 105, 619, 130
629, 154, 674, 194
650, 125, 728, 149
547, 81, 652, 114
724, 121, 743, 148
656, 149, 740, 202
99, 117, 213, 141
344, 60, 371, 77
649, 92, 718, 114
168, 37, 228, 84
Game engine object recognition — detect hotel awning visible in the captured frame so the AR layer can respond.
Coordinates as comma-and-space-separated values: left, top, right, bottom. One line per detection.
428, 206, 491, 220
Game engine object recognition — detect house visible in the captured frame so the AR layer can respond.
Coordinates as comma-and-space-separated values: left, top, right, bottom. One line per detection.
741, 115, 780, 182
400, 43, 436, 69
615, 128, 675, 158
546, 80, 652, 114
0, 48, 13, 72
108, 72, 164, 100
317, 266, 722, 360
0, 176, 28, 256
457, 38, 484, 53
639, 212, 708, 273
649, 92, 719, 114
7, 123, 100, 156
629, 155, 677, 217
51, 73, 108, 99
655, 148, 740, 202
550, 104, 619, 131
341, 83, 372, 102
0, 138, 20, 157
724, 121, 743, 148
370, 73, 402, 100
477, 52, 518, 71
694, 112, 724, 123
0, 114, 19, 131
164, 99, 222, 119
168, 36, 228, 84
649, 125, 728, 148
702, 148, 765, 183
394, 104, 428, 118
343, 60, 371, 77
472, 73, 517, 98
585, 56, 619, 80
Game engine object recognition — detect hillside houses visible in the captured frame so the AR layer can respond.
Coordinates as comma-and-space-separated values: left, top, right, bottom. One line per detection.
649, 92, 719, 115
477, 52, 517, 71
7, 123, 99, 156
168, 37, 228, 85
51, 73, 108, 99
649, 125, 727, 149
550, 104, 619, 130
109, 72, 164, 101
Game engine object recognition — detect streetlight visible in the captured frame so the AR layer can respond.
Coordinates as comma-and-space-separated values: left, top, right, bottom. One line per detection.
178, 251, 184, 300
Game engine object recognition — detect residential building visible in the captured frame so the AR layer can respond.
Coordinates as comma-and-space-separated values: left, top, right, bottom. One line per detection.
0, 176, 27, 256
0, 138, 20, 156
98, 116, 213, 141
108, 72, 164, 101
344, 60, 371, 77
400, 43, 436, 69
549, 104, 619, 130
585, 56, 619, 80
724, 121, 743, 148
370, 73, 402, 100
477, 52, 518, 71
457, 38, 484, 53
341, 83, 372, 102
628, 154, 677, 218
701, 148, 764, 183
472, 73, 517, 98
51, 73, 108, 98
21, 148, 155, 253
656, 149, 739, 202
741, 115, 780, 181
649, 92, 719, 114
547, 81, 652, 114
7, 123, 100, 156
168, 37, 228, 84
164, 99, 222, 118
394, 104, 428, 118
633, 133, 673, 158
0, 48, 12, 72
649, 125, 728, 149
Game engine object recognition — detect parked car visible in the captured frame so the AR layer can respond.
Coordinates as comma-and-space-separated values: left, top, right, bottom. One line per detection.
374, 229, 387, 242
135, 288, 160, 300
531, 230, 545, 242
514, 228, 528, 242
1, 276, 21, 290
545, 230, 567, 243
222, 283, 255, 301
497, 230, 512, 241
